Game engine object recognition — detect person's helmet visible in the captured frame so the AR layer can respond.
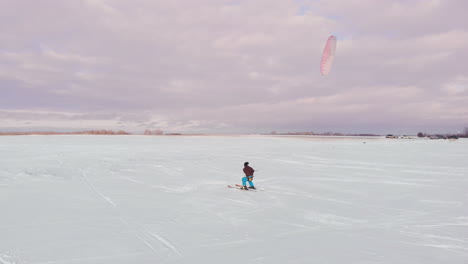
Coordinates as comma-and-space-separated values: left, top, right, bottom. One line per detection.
244, 162, 249, 166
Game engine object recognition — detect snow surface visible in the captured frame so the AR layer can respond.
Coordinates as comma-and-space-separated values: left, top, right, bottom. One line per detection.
0, 135, 467, 264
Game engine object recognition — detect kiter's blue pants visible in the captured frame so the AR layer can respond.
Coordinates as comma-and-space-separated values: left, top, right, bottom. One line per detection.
242, 176, 254, 187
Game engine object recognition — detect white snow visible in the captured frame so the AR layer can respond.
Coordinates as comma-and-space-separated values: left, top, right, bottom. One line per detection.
0, 135, 467, 263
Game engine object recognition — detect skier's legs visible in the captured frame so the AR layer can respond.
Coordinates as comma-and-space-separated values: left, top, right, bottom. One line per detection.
247, 176, 255, 187
242, 177, 248, 186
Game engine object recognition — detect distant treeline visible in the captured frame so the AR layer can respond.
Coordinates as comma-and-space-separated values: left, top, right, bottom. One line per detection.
144, 129, 164, 135
0, 130, 130, 136
143, 130, 183, 135
266, 131, 380, 136
417, 127, 468, 139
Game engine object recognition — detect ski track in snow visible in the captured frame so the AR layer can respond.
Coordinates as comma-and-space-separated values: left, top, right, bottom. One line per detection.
81, 170, 117, 208
309, 177, 437, 187
268, 186, 433, 216
118, 216, 183, 258
135, 234, 161, 256
151, 185, 195, 193
223, 197, 254, 205
402, 231, 468, 244
401, 241, 468, 255
0, 254, 15, 264
117, 217, 161, 257
120, 176, 145, 184
81, 169, 179, 259
148, 231, 183, 257
198, 239, 250, 248
419, 199, 463, 205
414, 223, 468, 228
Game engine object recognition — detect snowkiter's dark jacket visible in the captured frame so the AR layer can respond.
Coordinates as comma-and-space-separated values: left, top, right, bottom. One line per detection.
243, 166, 255, 177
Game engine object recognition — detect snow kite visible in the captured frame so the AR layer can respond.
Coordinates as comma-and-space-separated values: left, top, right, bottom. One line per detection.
320, 35, 337, 76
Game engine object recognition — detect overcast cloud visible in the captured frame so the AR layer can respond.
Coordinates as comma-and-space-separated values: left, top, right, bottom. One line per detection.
1, 0, 467, 134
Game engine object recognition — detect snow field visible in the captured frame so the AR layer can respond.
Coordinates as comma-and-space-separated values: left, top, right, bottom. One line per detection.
0, 135, 467, 263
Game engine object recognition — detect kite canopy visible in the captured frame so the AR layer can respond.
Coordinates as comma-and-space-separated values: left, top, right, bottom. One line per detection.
320, 35, 337, 76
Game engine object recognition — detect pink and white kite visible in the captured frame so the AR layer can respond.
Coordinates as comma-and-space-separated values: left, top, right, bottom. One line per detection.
320, 35, 337, 76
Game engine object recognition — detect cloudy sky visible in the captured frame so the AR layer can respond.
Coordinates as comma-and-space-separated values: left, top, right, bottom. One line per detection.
1, 0, 467, 134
